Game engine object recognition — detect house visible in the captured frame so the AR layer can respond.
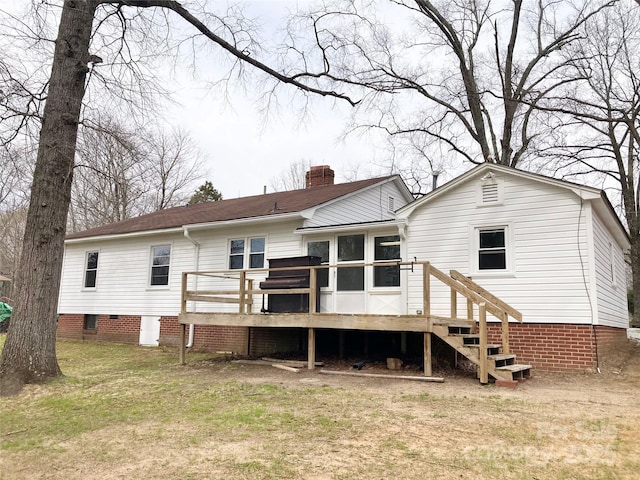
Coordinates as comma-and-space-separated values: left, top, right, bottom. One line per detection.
57, 164, 630, 374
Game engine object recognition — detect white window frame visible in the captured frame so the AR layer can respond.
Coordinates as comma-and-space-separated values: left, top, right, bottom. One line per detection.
83, 250, 99, 290
470, 224, 514, 277
149, 244, 172, 288
336, 233, 366, 292
371, 234, 401, 289
248, 237, 266, 269
228, 237, 266, 270
307, 239, 331, 290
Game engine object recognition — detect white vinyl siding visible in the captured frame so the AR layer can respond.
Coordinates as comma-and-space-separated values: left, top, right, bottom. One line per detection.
592, 212, 629, 328
304, 182, 410, 227
59, 232, 190, 316
405, 174, 594, 324
193, 220, 303, 313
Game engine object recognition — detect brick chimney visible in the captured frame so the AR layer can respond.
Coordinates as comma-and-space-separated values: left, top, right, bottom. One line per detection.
305, 165, 335, 188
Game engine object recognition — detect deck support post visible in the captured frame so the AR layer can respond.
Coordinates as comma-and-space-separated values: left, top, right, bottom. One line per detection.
479, 303, 488, 384
308, 328, 316, 370
467, 298, 475, 333
338, 331, 345, 359
179, 323, 186, 365
450, 287, 457, 319
424, 332, 432, 376
238, 271, 246, 313
501, 311, 510, 355
423, 262, 431, 316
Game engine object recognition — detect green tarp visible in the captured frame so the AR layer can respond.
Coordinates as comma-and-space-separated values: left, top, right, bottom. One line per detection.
0, 302, 12, 323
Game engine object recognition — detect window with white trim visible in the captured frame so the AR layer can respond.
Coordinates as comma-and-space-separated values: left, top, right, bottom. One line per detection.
308, 240, 330, 288
478, 228, 506, 270
374, 235, 401, 287
229, 237, 265, 270
150, 245, 171, 286
84, 251, 99, 288
337, 234, 365, 291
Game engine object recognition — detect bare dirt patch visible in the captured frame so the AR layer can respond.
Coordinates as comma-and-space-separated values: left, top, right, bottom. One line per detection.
2, 339, 640, 479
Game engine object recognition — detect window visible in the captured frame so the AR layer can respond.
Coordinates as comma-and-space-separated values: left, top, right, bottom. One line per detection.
84, 251, 98, 288
478, 228, 506, 270
374, 235, 401, 287
229, 237, 265, 269
150, 245, 171, 286
249, 238, 265, 269
308, 240, 330, 288
337, 234, 364, 291
229, 239, 245, 269
84, 314, 98, 330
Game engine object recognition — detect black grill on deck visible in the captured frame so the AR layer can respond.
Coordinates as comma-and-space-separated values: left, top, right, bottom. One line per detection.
259, 256, 322, 313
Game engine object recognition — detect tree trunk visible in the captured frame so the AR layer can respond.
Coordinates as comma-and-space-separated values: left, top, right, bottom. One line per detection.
0, 0, 96, 395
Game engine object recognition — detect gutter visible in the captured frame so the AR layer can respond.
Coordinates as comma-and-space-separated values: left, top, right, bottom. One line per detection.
65, 227, 185, 244
183, 227, 200, 349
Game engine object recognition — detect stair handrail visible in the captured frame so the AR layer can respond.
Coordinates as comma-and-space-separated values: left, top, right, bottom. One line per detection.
449, 270, 522, 321
425, 263, 513, 322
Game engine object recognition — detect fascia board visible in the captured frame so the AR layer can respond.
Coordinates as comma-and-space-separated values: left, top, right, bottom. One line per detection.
294, 219, 408, 236
64, 227, 185, 244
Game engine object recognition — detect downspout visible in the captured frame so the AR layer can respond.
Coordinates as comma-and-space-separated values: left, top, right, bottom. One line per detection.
579, 191, 600, 373
183, 227, 200, 348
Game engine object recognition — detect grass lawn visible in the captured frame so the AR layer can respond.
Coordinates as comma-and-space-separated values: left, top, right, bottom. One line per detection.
1, 338, 639, 479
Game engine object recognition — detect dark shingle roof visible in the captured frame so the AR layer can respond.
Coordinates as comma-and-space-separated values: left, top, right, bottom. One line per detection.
66, 176, 395, 240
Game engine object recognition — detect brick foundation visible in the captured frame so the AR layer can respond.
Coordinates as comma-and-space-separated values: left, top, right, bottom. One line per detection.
486, 323, 628, 372
58, 313, 628, 371
58, 314, 251, 354
57, 313, 140, 343
160, 317, 250, 355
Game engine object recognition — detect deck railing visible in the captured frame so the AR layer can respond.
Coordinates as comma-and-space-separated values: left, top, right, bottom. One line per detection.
180, 260, 522, 380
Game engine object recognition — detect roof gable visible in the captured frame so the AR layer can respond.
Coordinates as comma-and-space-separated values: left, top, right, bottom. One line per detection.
66, 175, 402, 241
397, 163, 629, 248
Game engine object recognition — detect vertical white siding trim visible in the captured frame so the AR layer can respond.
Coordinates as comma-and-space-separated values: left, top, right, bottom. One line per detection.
585, 201, 599, 325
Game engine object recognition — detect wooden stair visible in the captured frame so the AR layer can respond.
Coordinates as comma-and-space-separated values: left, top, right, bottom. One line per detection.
433, 323, 532, 383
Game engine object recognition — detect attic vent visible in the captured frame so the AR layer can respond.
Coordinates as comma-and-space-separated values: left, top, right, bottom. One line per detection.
482, 183, 499, 203
476, 172, 503, 207
388, 195, 395, 212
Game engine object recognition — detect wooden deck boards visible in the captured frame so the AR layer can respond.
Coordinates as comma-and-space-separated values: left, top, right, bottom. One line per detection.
178, 312, 455, 332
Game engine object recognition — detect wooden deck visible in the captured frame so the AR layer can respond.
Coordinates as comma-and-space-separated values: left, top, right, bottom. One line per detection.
177, 261, 530, 383
179, 312, 455, 331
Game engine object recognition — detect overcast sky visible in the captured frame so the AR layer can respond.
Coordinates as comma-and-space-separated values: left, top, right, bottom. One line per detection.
163, 1, 386, 199
167, 74, 380, 199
